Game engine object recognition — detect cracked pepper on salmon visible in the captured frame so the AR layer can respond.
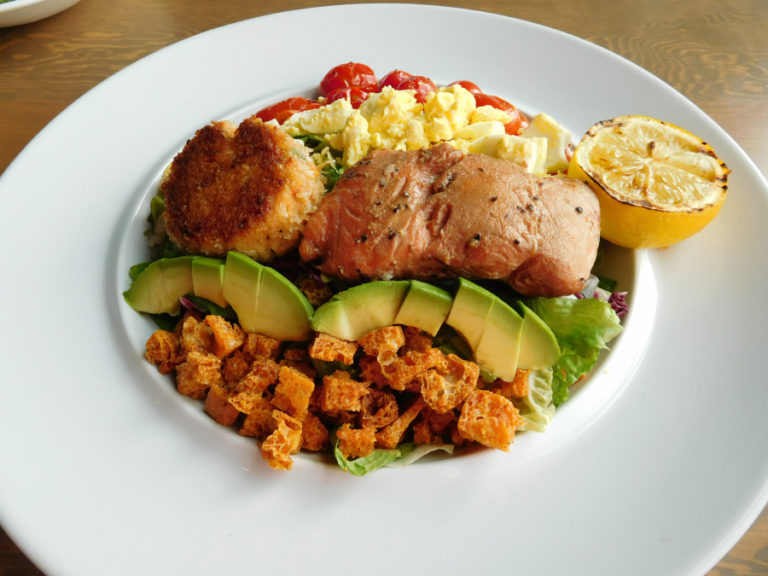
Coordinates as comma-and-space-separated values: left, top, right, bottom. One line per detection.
299, 143, 600, 297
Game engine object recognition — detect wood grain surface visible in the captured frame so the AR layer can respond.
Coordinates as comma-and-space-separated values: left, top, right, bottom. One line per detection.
1, 0, 766, 574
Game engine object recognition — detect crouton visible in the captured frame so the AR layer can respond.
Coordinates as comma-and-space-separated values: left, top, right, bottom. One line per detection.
238, 397, 275, 440
301, 412, 330, 452
205, 381, 240, 426
145, 329, 181, 374
179, 314, 214, 355
376, 397, 425, 449
457, 390, 523, 451
319, 370, 369, 413
271, 365, 315, 420
418, 353, 479, 413
360, 388, 399, 429
242, 332, 282, 360
280, 346, 316, 379
358, 325, 405, 364
402, 326, 434, 353
308, 333, 358, 365
491, 369, 530, 400
336, 423, 377, 459
175, 350, 221, 399
204, 315, 245, 358
261, 411, 303, 471
227, 357, 280, 414
220, 350, 252, 384
380, 348, 446, 391
412, 407, 458, 445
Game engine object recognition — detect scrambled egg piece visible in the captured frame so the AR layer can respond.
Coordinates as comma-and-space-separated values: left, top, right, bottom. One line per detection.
281, 98, 353, 136
520, 113, 572, 173
278, 85, 565, 174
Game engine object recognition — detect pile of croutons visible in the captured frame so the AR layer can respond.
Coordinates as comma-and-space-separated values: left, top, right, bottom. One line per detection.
144, 312, 529, 472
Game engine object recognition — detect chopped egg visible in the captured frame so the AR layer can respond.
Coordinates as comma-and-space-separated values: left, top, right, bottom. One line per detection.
469, 134, 548, 175
521, 113, 572, 173
276, 85, 566, 175
423, 85, 476, 141
470, 105, 513, 124
282, 98, 353, 137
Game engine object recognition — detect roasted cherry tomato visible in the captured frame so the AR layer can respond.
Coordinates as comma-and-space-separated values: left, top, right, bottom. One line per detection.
325, 86, 369, 109
473, 93, 528, 135
254, 96, 320, 124
395, 75, 437, 103
378, 69, 412, 91
449, 80, 482, 95
378, 70, 436, 103
319, 62, 378, 98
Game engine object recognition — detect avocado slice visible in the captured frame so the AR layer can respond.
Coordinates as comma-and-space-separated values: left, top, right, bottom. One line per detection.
445, 278, 524, 382
222, 251, 261, 332
255, 265, 314, 342
222, 252, 313, 342
517, 302, 560, 370
191, 257, 227, 308
123, 256, 194, 315
312, 280, 410, 341
393, 280, 453, 336
444, 278, 495, 350
475, 297, 523, 381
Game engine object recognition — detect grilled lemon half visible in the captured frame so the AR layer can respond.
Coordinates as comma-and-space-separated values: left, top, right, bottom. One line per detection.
568, 115, 729, 249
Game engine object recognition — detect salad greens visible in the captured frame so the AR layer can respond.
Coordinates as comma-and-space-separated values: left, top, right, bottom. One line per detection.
527, 296, 624, 406
333, 435, 455, 476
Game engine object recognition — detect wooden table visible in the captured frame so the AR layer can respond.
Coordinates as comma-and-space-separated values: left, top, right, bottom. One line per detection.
1, 1, 766, 574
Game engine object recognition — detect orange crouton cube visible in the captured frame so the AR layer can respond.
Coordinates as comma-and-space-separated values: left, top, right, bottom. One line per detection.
242, 332, 282, 360
308, 333, 359, 365
205, 381, 240, 426
491, 369, 530, 400
261, 411, 303, 471
360, 388, 399, 429
271, 365, 315, 421
336, 423, 377, 459
145, 329, 181, 374
412, 407, 458, 445
319, 370, 369, 413
179, 314, 214, 355
280, 347, 317, 379
358, 325, 404, 364
204, 315, 245, 358
220, 349, 252, 384
238, 397, 275, 440
301, 412, 330, 452
457, 390, 523, 451
376, 398, 426, 450
402, 326, 434, 353
381, 347, 446, 391
227, 357, 280, 414
175, 351, 221, 399
418, 353, 479, 413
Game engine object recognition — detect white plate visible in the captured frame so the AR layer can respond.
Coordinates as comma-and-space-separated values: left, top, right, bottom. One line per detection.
0, 0, 79, 27
0, 5, 766, 575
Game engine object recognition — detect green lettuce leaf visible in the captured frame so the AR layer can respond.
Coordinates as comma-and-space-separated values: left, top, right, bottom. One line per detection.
517, 368, 555, 432
386, 443, 454, 468
527, 297, 623, 406
333, 435, 401, 476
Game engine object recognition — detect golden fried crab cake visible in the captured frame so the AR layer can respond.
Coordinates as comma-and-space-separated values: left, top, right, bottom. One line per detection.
161, 118, 325, 261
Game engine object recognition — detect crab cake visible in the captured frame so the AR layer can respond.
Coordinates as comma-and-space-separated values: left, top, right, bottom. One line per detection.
161, 118, 325, 261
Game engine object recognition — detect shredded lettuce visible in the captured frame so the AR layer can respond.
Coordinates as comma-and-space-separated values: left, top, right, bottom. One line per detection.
333, 435, 454, 476
386, 443, 454, 468
518, 368, 555, 432
527, 297, 623, 406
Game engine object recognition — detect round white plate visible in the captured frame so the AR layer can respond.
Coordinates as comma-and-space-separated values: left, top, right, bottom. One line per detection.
0, 0, 79, 28
0, 5, 766, 575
